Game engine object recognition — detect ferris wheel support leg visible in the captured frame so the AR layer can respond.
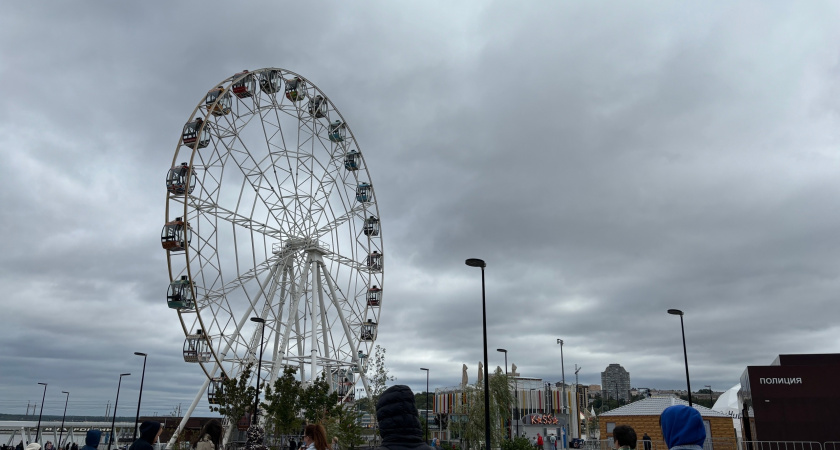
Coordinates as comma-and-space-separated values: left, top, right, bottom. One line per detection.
267, 264, 290, 387
166, 376, 212, 449
313, 257, 333, 389
320, 262, 371, 395
309, 255, 321, 383
277, 256, 310, 382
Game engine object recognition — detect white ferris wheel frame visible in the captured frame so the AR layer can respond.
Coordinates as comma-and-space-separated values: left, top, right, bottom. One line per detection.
163, 68, 383, 443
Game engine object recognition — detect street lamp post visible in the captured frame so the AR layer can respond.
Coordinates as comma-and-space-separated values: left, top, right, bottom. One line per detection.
421, 368, 430, 442
35, 382, 47, 444
133, 352, 148, 441
497, 349, 511, 439
557, 339, 567, 448
108, 373, 131, 450
250, 317, 267, 424
59, 391, 70, 449
705, 385, 713, 406
465, 258, 491, 450
667, 309, 692, 407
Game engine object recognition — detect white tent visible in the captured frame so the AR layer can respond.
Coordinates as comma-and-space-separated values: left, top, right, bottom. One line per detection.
711, 383, 742, 438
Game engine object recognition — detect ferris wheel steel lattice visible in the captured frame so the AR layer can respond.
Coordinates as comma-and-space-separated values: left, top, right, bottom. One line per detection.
161, 68, 383, 434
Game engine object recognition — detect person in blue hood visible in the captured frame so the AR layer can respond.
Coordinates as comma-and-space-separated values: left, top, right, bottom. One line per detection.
659, 405, 705, 450
80, 430, 101, 450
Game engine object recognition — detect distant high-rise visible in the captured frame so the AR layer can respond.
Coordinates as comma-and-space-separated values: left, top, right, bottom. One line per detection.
600, 364, 631, 402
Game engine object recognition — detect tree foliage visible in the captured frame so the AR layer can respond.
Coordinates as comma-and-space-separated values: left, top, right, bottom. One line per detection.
210, 363, 258, 427
263, 366, 303, 439
366, 345, 395, 438
324, 404, 366, 450
300, 373, 340, 423
450, 368, 513, 450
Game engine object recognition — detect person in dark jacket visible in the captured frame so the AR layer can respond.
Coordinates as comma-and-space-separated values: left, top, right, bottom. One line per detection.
129, 422, 162, 450
659, 405, 705, 450
642, 433, 652, 450
80, 430, 102, 450
375, 385, 434, 450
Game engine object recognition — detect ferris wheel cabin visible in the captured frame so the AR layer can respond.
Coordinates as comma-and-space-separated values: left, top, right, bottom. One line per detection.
308, 95, 327, 118
231, 70, 256, 98
167, 276, 195, 309
356, 182, 372, 202
345, 150, 360, 171
181, 119, 209, 149
285, 77, 306, 102
329, 120, 346, 142
207, 377, 226, 404
183, 329, 211, 363
205, 86, 232, 116
259, 69, 281, 94
366, 251, 382, 272
161, 217, 192, 252
361, 319, 378, 341
363, 216, 380, 236
166, 163, 196, 195
367, 286, 382, 307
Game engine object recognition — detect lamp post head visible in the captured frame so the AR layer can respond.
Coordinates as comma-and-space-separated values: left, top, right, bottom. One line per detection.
667, 309, 684, 316
420, 367, 429, 371
465, 258, 486, 268
496, 348, 507, 353
38, 382, 47, 386
250, 317, 266, 323
557, 339, 563, 345
134, 352, 147, 357
120, 373, 131, 377
62, 391, 69, 395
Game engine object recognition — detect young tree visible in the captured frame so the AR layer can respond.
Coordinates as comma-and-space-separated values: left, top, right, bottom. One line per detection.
300, 373, 339, 423
324, 404, 365, 450
263, 367, 303, 444
451, 368, 514, 450
209, 363, 259, 429
366, 345, 394, 441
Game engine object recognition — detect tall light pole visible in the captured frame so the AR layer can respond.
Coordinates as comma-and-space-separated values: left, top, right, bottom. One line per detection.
420, 368, 430, 442
59, 391, 70, 449
667, 309, 692, 407
557, 339, 567, 448
465, 258, 490, 450
574, 366, 581, 439
251, 317, 266, 424
705, 385, 713, 406
497, 349, 511, 440
133, 352, 148, 440
35, 382, 47, 444
109, 373, 131, 450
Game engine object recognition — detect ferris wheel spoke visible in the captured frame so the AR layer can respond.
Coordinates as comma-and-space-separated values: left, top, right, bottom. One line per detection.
187, 195, 285, 238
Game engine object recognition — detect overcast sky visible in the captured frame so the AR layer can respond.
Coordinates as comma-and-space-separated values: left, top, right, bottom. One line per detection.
2, 1, 840, 418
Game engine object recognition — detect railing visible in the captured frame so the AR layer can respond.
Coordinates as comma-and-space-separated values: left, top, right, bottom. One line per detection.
740, 442, 823, 450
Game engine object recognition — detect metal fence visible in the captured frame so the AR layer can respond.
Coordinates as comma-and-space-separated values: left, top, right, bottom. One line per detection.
583, 440, 827, 450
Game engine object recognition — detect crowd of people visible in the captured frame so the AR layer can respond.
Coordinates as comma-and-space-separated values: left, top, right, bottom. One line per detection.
1, 389, 706, 450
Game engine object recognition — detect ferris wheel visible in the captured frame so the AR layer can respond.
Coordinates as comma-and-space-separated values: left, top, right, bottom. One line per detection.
161, 68, 383, 432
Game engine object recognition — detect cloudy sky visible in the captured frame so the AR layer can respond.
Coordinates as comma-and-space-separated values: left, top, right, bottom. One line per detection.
2, 1, 840, 418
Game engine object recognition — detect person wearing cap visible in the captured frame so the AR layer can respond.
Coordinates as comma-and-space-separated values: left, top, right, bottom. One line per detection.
129, 422, 162, 450
659, 405, 705, 450
80, 430, 102, 450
